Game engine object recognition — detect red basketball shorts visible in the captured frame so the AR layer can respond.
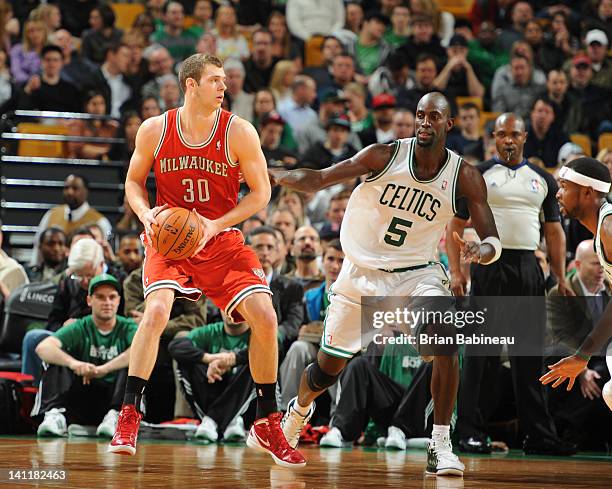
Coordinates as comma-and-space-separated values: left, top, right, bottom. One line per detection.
142, 229, 271, 321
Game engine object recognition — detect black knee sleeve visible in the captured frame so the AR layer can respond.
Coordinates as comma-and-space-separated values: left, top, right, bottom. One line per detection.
305, 361, 339, 392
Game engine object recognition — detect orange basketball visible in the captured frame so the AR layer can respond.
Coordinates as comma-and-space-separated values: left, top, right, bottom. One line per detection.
151, 207, 202, 260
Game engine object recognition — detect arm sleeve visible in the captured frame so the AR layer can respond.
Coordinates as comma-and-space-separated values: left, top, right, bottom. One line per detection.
167, 336, 206, 364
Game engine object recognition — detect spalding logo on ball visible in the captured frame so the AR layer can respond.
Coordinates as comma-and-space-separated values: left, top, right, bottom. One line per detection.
152, 207, 203, 260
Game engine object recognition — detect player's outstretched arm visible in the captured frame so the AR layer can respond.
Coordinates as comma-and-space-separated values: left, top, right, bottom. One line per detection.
454, 164, 500, 265
125, 116, 167, 242
269, 143, 395, 192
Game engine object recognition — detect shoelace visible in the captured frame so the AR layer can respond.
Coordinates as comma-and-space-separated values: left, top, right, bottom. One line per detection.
433, 439, 459, 462
281, 411, 306, 445
116, 410, 141, 440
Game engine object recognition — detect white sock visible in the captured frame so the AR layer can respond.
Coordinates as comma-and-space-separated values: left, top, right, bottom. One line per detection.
293, 401, 312, 417
432, 424, 450, 443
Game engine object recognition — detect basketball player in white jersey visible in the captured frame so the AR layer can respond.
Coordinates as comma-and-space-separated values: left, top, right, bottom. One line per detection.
269, 93, 502, 476
541, 157, 612, 411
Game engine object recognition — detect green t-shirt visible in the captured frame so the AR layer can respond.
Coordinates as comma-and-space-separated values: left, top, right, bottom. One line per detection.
351, 112, 374, 133
355, 41, 382, 77
187, 321, 250, 354
378, 342, 422, 388
54, 315, 138, 383
151, 29, 199, 61
384, 29, 409, 49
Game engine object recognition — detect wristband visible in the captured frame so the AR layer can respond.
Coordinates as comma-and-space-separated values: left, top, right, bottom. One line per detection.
480, 236, 501, 264
574, 350, 591, 362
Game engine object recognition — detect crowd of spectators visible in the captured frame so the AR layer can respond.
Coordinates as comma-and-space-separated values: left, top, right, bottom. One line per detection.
0, 0, 611, 452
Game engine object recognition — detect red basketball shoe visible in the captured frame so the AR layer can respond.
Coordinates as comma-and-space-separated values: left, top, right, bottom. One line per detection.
246, 412, 307, 467
107, 404, 143, 455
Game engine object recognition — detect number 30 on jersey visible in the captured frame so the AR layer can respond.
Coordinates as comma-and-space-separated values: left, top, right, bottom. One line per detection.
182, 178, 210, 203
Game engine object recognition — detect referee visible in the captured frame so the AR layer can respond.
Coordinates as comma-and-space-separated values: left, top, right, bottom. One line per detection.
446, 113, 577, 455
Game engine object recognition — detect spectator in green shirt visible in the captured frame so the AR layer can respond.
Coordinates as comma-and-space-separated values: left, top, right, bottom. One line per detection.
151, 1, 198, 62
348, 11, 392, 77
33, 274, 137, 439
384, 4, 411, 48
467, 21, 509, 92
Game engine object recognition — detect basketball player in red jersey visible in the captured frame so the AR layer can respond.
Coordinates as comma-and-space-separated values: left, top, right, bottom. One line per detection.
108, 54, 305, 467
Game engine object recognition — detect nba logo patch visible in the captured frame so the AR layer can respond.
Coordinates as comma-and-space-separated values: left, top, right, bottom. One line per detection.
252, 268, 266, 283
530, 179, 540, 192
441, 180, 448, 190
216, 140, 221, 151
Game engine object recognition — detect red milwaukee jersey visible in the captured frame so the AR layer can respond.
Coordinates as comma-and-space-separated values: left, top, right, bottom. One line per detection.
153, 108, 240, 220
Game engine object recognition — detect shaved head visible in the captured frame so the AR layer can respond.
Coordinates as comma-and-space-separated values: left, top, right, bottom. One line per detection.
495, 112, 525, 132
493, 112, 527, 164
575, 240, 596, 262
417, 92, 451, 118
415, 92, 453, 148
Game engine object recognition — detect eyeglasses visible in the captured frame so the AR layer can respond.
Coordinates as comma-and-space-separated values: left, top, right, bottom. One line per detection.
70, 273, 94, 283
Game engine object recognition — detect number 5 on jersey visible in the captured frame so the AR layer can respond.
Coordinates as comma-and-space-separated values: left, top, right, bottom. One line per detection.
384, 217, 413, 247
182, 178, 210, 203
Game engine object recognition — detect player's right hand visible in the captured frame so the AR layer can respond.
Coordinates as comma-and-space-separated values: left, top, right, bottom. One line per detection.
450, 273, 467, 296
267, 167, 286, 186
141, 204, 168, 244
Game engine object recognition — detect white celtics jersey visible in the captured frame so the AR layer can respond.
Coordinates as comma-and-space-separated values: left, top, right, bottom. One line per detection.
341, 137, 463, 270
595, 202, 612, 283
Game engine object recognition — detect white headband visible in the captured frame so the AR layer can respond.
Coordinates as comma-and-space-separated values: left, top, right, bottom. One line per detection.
559, 166, 611, 193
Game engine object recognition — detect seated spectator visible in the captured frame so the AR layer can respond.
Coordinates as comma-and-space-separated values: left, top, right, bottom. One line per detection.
317, 191, 350, 237
277, 188, 309, 228
278, 75, 318, 136
141, 46, 176, 101
122, 30, 149, 98
9, 18, 46, 84
467, 21, 509, 92
547, 11, 578, 59
447, 102, 484, 161
396, 14, 445, 69
244, 29, 280, 94
260, 111, 298, 169
131, 12, 156, 47
399, 53, 438, 112
497, 1, 533, 52
286, 0, 345, 42
545, 69, 571, 129
390, 109, 415, 140
50, 29, 97, 91
524, 19, 565, 73
151, 1, 198, 62
302, 114, 357, 170
409, 0, 455, 47
212, 4, 249, 61
585, 29, 612, 91
168, 314, 256, 442
316, 53, 357, 97
492, 53, 545, 119
30, 3, 62, 38
247, 226, 304, 352
384, 4, 411, 48
224, 59, 254, 121
252, 88, 298, 152
286, 226, 324, 292
81, 4, 124, 65
115, 232, 143, 276
302, 36, 343, 90
31, 174, 112, 266
22, 238, 105, 383
524, 96, 569, 168
140, 96, 162, 120
85, 43, 134, 118
267, 10, 303, 67
109, 111, 142, 162
269, 60, 298, 106
186, 0, 215, 38
67, 90, 119, 160
280, 239, 344, 409
32, 274, 136, 438
344, 82, 374, 133
19, 44, 81, 112
268, 207, 298, 249
358, 93, 396, 146
26, 227, 67, 283
368, 51, 415, 98
433, 34, 484, 100
345, 10, 391, 77
158, 74, 181, 111
196, 32, 217, 56
0, 222, 29, 299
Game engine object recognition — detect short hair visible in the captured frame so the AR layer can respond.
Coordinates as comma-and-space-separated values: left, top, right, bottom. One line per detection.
223, 58, 245, 77
330, 190, 351, 203
247, 225, 278, 244
39, 226, 66, 245
416, 53, 437, 67
291, 74, 314, 91
324, 238, 343, 255
95, 4, 117, 29
531, 95, 554, 112
459, 102, 480, 114
252, 28, 273, 41
179, 53, 223, 93
68, 238, 104, 272
41, 44, 63, 60
163, 1, 183, 14
566, 157, 611, 185
119, 231, 141, 243
66, 173, 89, 189
321, 35, 342, 51
387, 51, 408, 72
104, 42, 128, 60
510, 53, 530, 64
67, 227, 95, 247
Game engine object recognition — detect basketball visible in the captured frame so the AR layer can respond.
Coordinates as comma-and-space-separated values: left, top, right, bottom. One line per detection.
151, 207, 201, 260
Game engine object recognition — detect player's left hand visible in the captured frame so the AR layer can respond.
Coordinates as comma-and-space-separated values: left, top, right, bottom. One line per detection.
452, 231, 481, 263
190, 209, 222, 257
539, 354, 588, 391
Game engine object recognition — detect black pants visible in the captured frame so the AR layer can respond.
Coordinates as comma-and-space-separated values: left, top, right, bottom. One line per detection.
175, 362, 255, 434
32, 365, 126, 425
332, 357, 432, 441
457, 249, 558, 442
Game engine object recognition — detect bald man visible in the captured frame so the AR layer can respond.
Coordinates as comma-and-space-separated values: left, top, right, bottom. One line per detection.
270, 92, 501, 476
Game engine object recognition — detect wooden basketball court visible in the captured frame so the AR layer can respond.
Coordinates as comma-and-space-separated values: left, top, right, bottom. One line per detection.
0, 437, 611, 488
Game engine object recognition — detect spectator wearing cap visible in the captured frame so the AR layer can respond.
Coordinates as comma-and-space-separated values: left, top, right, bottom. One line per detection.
524, 96, 569, 169
223, 59, 254, 121
260, 111, 298, 168
384, 4, 411, 48
32, 273, 136, 438
565, 52, 612, 140
492, 53, 545, 119
467, 21, 509, 92
286, 0, 345, 42
433, 33, 484, 100
585, 29, 612, 90
584, 0, 612, 45
303, 36, 344, 89
277, 74, 318, 135
301, 113, 357, 170
358, 93, 396, 146
151, 2, 198, 62
344, 11, 392, 77
545, 69, 571, 130
396, 14, 445, 70
19, 45, 81, 113
497, 1, 534, 52
243, 29, 280, 94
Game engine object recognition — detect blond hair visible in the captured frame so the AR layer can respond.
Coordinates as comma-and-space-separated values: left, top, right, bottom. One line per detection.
269, 60, 296, 101
22, 19, 47, 52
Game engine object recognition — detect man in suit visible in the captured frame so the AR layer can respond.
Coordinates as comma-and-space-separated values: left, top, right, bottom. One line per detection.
546, 239, 612, 449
